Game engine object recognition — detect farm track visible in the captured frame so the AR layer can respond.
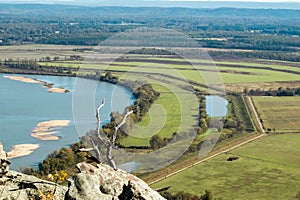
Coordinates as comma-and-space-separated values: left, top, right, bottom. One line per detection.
147, 133, 266, 185
245, 96, 266, 133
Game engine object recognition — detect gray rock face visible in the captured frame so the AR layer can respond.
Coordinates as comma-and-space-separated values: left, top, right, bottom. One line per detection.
66, 162, 166, 200
0, 142, 10, 184
0, 171, 68, 199
0, 143, 165, 200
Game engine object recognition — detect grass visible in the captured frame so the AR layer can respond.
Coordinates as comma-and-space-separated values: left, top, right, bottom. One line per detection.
40, 56, 300, 85
120, 81, 199, 147
152, 134, 300, 199
252, 96, 300, 132
229, 95, 254, 131
120, 84, 181, 147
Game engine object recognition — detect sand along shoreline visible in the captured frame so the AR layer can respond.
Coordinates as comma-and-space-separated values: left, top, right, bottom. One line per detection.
4, 75, 70, 93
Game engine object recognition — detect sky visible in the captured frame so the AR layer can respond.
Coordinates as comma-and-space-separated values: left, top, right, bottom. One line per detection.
0, 0, 300, 2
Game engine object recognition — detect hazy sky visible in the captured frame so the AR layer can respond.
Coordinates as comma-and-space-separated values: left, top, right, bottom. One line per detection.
1, 0, 300, 2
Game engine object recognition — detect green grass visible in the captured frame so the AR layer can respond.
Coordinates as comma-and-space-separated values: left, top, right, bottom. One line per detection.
229, 95, 254, 131
152, 134, 300, 199
41, 56, 300, 85
120, 82, 199, 147
121, 84, 181, 146
252, 96, 300, 132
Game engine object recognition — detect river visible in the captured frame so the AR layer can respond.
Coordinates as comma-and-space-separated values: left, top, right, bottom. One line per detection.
0, 74, 134, 170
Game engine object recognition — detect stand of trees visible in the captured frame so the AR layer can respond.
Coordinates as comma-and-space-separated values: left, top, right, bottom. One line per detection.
102, 83, 160, 145
1, 58, 79, 75
245, 86, 300, 96
22, 143, 89, 179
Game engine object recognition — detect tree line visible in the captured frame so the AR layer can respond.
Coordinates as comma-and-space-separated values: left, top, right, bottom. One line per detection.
244, 86, 300, 96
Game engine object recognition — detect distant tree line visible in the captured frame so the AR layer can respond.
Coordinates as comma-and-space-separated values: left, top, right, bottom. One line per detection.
209, 51, 300, 62
1, 58, 79, 75
244, 86, 300, 96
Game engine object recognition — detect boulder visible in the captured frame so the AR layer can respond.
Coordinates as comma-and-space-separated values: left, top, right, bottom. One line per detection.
0, 142, 165, 200
0, 171, 68, 199
65, 162, 166, 200
0, 142, 10, 184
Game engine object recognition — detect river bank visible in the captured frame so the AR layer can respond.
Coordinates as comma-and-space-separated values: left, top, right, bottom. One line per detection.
7, 144, 40, 159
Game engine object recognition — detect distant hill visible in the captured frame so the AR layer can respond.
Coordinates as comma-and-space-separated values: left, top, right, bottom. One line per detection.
0, 1, 299, 9
0, 4, 300, 19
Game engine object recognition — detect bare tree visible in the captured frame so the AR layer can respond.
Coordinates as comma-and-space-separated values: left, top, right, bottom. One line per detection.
80, 98, 133, 170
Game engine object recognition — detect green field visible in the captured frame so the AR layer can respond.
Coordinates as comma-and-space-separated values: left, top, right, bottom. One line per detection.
253, 96, 300, 132
120, 84, 182, 147
119, 73, 199, 147
40, 55, 300, 85
228, 95, 254, 131
152, 134, 300, 199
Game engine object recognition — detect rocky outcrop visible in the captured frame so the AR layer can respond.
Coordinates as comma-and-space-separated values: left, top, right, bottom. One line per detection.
0, 170, 68, 199
66, 162, 165, 200
0, 142, 10, 184
0, 143, 165, 200
0, 142, 68, 199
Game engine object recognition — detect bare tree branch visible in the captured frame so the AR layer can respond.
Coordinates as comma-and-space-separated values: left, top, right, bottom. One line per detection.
112, 110, 133, 146
80, 98, 132, 170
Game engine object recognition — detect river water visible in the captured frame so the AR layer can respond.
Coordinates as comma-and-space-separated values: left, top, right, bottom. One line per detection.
0, 74, 134, 170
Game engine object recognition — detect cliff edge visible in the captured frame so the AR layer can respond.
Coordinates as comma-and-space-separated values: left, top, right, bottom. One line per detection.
0, 142, 165, 200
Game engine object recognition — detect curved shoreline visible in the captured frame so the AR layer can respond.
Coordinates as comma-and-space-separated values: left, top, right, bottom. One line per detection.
4, 75, 70, 94
1, 71, 137, 165
7, 144, 40, 159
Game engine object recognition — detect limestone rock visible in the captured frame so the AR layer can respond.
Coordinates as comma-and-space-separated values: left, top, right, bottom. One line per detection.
0, 142, 10, 184
0, 142, 165, 200
67, 162, 166, 200
0, 171, 68, 199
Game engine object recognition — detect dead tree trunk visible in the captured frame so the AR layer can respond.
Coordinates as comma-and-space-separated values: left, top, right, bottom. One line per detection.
80, 99, 132, 170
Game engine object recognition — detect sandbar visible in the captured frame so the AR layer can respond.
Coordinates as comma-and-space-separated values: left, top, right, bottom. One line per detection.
7, 144, 40, 159
4, 75, 69, 94
48, 87, 69, 93
31, 120, 70, 141
4, 75, 43, 84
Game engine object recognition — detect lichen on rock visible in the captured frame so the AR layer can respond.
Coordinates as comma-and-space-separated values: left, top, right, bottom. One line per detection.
0, 142, 10, 184
0, 142, 165, 200
66, 162, 165, 200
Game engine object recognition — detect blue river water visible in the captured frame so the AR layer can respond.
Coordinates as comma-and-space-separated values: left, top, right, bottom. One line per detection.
0, 74, 135, 170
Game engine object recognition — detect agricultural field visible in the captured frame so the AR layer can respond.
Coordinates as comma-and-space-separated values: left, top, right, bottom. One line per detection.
152, 134, 300, 199
39, 54, 300, 86
252, 96, 300, 132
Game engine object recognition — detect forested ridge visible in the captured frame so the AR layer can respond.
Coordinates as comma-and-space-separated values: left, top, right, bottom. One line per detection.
0, 4, 300, 62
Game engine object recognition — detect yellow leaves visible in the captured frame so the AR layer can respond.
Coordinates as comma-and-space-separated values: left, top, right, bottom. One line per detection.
43, 170, 68, 199
59, 170, 68, 181
47, 170, 68, 182
47, 174, 54, 181
38, 190, 55, 200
